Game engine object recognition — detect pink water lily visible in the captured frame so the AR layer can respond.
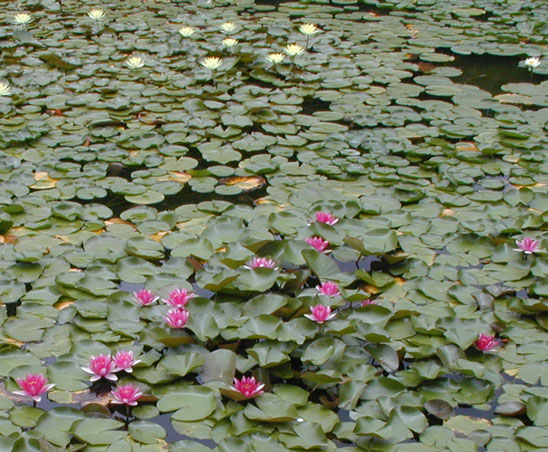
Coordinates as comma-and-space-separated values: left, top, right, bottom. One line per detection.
476, 334, 500, 351
163, 288, 195, 308
304, 305, 336, 324
164, 308, 189, 328
305, 236, 329, 253
316, 281, 340, 296
113, 350, 140, 373
133, 289, 158, 306
361, 299, 379, 306
111, 384, 143, 406
231, 376, 265, 399
514, 237, 540, 255
314, 211, 338, 225
244, 257, 278, 270
13, 373, 54, 403
82, 354, 117, 382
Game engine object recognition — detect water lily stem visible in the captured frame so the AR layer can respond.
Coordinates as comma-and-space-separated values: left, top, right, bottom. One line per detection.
305, 36, 310, 50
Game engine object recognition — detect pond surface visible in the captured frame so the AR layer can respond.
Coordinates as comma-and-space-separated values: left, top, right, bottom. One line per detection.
0, 0, 547, 450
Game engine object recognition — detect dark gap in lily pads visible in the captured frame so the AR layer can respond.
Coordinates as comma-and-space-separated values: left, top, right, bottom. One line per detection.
119, 281, 144, 294
300, 97, 331, 115
246, 75, 279, 91
357, 1, 396, 15
107, 162, 138, 180
335, 255, 385, 273
5, 301, 20, 317
448, 52, 547, 95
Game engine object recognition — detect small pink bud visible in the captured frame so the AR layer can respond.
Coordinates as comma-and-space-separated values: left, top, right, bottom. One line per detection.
231, 376, 265, 399
13, 373, 55, 403
111, 384, 143, 406
244, 257, 278, 269
314, 211, 338, 225
476, 334, 500, 351
133, 289, 158, 306
304, 305, 336, 324
316, 281, 340, 296
514, 237, 540, 255
360, 299, 378, 306
162, 288, 195, 308
305, 236, 329, 253
113, 350, 140, 373
81, 354, 117, 382
164, 308, 189, 328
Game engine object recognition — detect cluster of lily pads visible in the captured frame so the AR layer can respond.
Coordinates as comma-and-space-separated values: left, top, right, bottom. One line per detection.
0, 0, 548, 450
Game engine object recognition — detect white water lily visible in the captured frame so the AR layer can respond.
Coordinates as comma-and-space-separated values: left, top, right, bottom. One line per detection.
87, 9, 105, 20
0, 82, 11, 96
222, 38, 238, 48
126, 56, 145, 69
266, 53, 285, 64
178, 26, 196, 37
13, 13, 31, 25
267, 52, 286, 64
299, 23, 320, 35
219, 22, 237, 33
284, 43, 304, 57
201, 56, 223, 70
524, 56, 541, 69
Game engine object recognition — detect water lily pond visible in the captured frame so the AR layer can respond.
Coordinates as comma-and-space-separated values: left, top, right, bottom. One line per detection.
0, 0, 548, 450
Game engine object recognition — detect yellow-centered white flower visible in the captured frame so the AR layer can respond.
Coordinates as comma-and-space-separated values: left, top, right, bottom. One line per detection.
126, 56, 145, 69
299, 23, 320, 35
178, 26, 196, 37
219, 22, 237, 33
267, 53, 285, 64
0, 82, 11, 96
284, 44, 304, 57
87, 9, 105, 20
222, 38, 238, 48
200, 56, 223, 70
524, 57, 541, 69
13, 13, 31, 25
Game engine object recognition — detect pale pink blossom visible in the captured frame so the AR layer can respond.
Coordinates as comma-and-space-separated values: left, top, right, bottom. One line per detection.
304, 305, 336, 324
111, 384, 143, 406
316, 281, 340, 296
314, 211, 338, 225
113, 350, 141, 373
361, 299, 378, 306
164, 308, 189, 328
163, 288, 195, 308
133, 289, 158, 306
13, 373, 54, 402
231, 376, 265, 399
514, 237, 540, 255
305, 236, 329, 253
476, 334, 500, 351
244, 257, 278, 270
82, 354, 117, 382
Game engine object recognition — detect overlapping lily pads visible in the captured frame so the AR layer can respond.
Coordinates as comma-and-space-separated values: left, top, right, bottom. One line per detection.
0, 0, 547, 450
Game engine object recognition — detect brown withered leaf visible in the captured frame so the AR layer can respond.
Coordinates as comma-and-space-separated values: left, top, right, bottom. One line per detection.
30, 172, 58, 189
220, 176, 265, 191
104, 217, 133, 226
163, 171, 192, 184
456, 142, 478, 152
55, 301, 74, 310
149, 231, 169, 242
